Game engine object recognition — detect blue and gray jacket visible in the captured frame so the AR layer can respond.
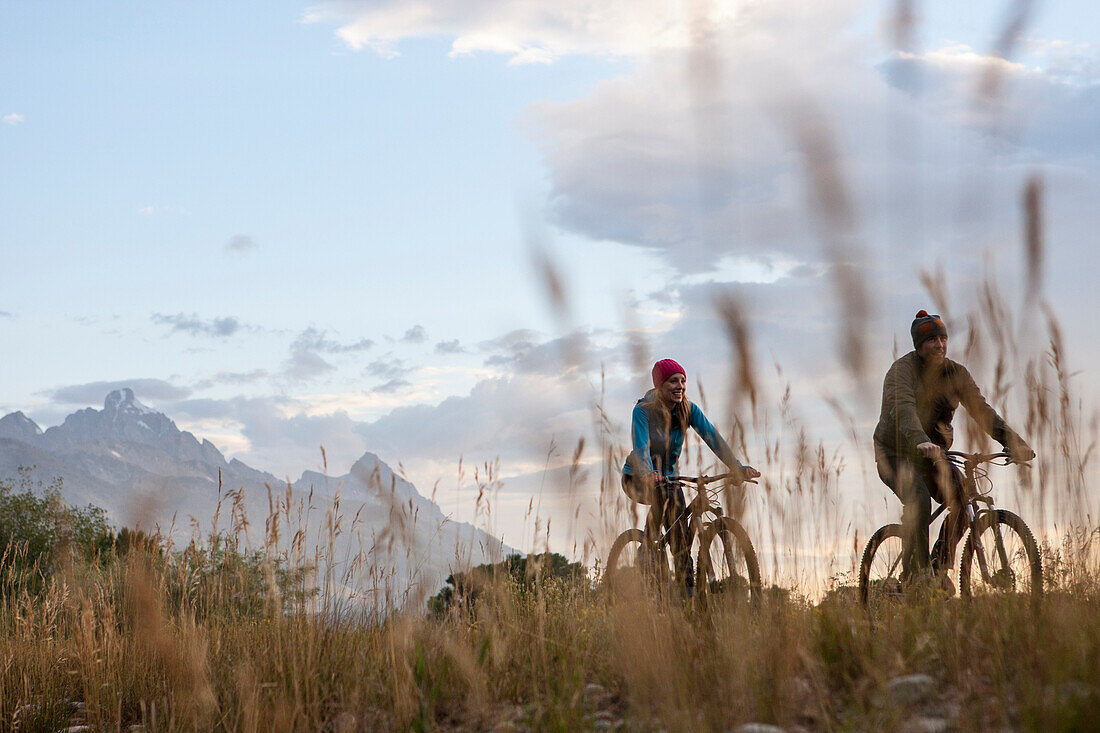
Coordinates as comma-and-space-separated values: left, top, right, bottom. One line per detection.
622, 389, 744, 477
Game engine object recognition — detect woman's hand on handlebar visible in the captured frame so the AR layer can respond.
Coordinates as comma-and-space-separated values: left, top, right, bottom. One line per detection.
740, 465, 761, 481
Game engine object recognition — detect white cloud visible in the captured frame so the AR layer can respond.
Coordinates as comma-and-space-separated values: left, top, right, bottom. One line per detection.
279, 327, 376, 383
522, 12, 1100, 290
365, 355, 409, 380
400, 325, 427, 344
293, 326, 374, 354
139, 205, 190, 216
152, 312, 247, 338
354, 373, 582, 468
172, 396, 368, 478
303, 0, 746, 62
224, 234, 258, 253
1021, 36, 1099, 84
2, 113, 24, 125
49, 379, 191, 405
434, 339, 464, 354
283, 348, 336, 382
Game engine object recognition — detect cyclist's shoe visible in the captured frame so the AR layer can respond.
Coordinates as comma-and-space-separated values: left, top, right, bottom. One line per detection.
930, 539, 947, 573
929, 547, 957, 597
903, 569, 954, 599
680, 584, 697, 613
937, 572, 956, 597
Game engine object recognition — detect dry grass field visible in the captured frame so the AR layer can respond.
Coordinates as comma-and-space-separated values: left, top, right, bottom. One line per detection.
1, 522, 1098, 731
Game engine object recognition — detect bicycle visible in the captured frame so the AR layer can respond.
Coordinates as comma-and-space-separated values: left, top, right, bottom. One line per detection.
604, 473, 761, 609
859, 450, 1042, 609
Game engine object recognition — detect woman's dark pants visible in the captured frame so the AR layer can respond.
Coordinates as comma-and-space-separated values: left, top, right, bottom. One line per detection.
622, 473, 694, 589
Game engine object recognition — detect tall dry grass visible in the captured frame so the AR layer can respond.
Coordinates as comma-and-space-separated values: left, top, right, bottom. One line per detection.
2, 520, 1098, 731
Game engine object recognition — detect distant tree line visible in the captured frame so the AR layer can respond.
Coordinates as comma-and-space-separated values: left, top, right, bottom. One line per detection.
428, 552, 588, 614
0, 466, 315, 615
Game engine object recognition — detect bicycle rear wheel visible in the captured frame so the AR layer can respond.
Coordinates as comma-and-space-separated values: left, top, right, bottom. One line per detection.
859, 524, 904, 610
604, 528, 671, 595
959, 509, 1042, 601
696, 517, 760, 610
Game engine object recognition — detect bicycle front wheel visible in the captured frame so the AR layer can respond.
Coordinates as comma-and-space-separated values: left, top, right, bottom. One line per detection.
604, 528, 671, 595
859, 523, 904, 610
696, 517, 760, 609
959, 509, 1042, 601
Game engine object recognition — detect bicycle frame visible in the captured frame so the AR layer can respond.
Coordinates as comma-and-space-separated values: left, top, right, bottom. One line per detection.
928, 451, 1016, 583
644, 473, 748, 555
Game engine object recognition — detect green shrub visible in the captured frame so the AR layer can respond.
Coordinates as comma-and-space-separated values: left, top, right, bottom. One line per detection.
0, 466, 113, 594
428, 552, 587, 613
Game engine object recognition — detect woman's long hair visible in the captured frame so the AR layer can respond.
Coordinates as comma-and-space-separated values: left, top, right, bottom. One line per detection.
652, 387, 692, 446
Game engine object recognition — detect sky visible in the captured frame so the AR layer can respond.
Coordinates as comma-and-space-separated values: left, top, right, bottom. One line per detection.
3, 0, 1099, 562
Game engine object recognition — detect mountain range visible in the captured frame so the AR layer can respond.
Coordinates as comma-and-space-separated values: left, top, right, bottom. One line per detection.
0, 389, 511, 603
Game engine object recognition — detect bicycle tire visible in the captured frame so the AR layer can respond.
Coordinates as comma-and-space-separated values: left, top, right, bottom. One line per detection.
859, 523, 904, 609
959, 509, 1042, 601
696, 517, 761, 609
604, 528, 670, 594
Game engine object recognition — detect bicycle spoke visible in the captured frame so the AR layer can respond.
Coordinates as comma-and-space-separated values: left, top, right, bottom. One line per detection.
962, 513, 1039, 597
697, 519, 759, 609
860, 526, 905, 610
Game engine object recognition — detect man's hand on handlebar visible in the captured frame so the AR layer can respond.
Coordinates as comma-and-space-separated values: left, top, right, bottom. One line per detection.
917, 442, 944, 461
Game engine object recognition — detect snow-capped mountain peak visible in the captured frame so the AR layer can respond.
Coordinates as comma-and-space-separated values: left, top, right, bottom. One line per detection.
104, 388, 156, 417
1, 392, 512, 604
0, 411, 43, 441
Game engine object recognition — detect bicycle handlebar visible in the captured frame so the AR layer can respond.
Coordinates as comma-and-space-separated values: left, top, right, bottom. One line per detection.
665, 473, 757, 486
945, 450, 1019, 466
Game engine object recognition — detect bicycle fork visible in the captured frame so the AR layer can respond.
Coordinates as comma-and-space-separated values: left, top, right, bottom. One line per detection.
967, 501, 1012, 584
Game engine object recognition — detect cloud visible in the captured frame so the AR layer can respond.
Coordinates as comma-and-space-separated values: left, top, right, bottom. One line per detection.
2, 113, 23, 125
1021, 36, 1100, 84
139, 205, 190, 217
479, 329, 538, 354
0, 310, 13, 318
224, 234, 257, 254
302, 0, 737, 62
171, 396, 367, 478
400, 325, 427, 344
522, 9, 1100, 280
355, 374, 580, 465
283, 349, 336, 382
49, 379, 191, 405
434, 339, 464, 354
370, 378, 411, 393
152, 313, 245, 338
280, 327, 375, 383
365, 356, 409, 380
482, 330, 599, 376
292, 327, 374, 354
191, 369, 269, 391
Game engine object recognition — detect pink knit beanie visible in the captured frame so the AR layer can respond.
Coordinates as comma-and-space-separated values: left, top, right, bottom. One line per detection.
651, 359, 686, 388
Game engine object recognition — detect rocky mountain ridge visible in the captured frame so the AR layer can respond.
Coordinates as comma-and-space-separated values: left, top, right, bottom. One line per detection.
0, 390, 510, 602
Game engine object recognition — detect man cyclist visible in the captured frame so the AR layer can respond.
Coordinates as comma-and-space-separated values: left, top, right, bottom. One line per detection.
873, 310, 1034, 589
623, 358, 761, 598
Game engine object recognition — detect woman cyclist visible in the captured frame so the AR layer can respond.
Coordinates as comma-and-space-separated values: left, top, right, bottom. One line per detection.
622, 358, 761, 597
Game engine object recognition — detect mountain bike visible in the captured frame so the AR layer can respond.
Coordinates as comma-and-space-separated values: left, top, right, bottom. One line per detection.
604, 473, 761, 609
859, 450, 1042, 609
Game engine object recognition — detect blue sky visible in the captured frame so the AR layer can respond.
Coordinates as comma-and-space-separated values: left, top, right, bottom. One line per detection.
3, 0, 1098, 553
